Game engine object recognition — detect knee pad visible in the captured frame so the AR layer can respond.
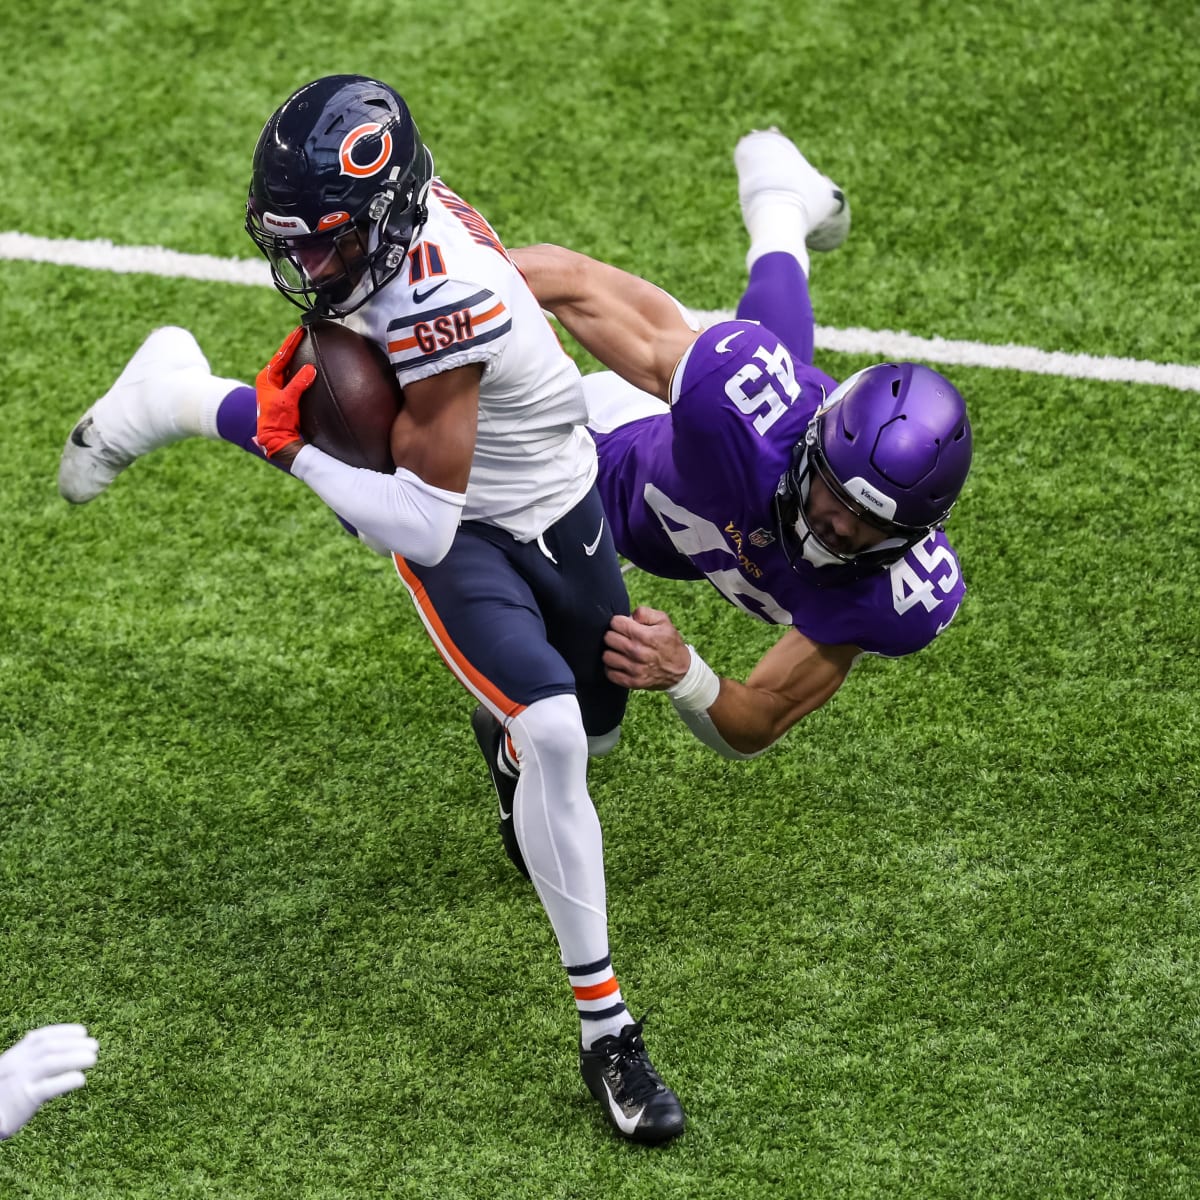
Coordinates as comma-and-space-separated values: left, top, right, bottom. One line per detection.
507, 693, 590, 771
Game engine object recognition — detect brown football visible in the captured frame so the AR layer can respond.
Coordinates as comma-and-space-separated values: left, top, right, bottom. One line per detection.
288, 319, 402, 473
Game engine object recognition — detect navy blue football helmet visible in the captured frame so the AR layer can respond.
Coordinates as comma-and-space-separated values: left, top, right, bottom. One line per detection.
245, 75, 434, 317
775, 363, 973, 585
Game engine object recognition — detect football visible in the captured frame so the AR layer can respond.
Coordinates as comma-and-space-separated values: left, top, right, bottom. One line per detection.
287, 320, 402, 473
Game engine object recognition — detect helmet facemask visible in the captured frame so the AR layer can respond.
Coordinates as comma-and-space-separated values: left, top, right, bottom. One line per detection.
774, 429, 930, 586
247, 212, 371, 313
773, 363, 971, 587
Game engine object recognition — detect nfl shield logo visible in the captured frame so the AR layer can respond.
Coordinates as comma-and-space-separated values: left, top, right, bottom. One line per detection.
749, 528, 775, 548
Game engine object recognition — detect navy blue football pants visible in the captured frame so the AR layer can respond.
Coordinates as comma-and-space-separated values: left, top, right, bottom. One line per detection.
392, 483, 630, 737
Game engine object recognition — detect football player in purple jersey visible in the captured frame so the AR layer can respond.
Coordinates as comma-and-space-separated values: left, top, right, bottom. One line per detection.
510, 128, 972, 763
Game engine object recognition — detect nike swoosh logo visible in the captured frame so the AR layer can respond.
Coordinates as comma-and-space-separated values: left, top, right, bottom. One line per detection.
602, 1079, 645, 1136
715, 330, 744, 354
413, 280, 448, 304
69, 417, 95, 448
583, 518, 605, 556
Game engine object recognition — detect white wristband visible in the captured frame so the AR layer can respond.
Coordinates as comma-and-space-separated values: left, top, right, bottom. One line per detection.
665, 644, 721, 713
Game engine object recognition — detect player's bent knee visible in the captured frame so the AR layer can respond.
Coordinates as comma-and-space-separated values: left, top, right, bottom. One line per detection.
586, 726, 621, 758
508, 693, 589, 767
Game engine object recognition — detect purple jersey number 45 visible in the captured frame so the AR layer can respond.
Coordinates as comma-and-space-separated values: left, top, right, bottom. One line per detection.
591, 321, 965, 658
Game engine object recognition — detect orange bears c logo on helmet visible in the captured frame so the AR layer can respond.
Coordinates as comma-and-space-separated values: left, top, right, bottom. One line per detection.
338, 123, 393, 178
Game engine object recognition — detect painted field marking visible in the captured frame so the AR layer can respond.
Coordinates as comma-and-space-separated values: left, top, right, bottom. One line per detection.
4, 230, 1199, 392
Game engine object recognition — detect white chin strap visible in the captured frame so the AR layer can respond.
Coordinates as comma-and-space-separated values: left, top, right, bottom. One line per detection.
796, 516, 844, 567
792, 466, 913, 571
340, 268, 377, 313
793, 476, 849, 568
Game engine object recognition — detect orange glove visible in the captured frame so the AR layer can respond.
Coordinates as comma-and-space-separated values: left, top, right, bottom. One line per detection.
255, 327, 317, 459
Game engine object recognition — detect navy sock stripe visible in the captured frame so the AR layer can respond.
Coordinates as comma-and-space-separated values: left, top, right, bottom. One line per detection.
579, 1001, 628, 1022
565, 954, 612, 978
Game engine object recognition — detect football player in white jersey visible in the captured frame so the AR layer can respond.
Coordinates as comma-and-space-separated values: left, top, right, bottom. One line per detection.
57, 90, 971, 1141
58, 75, 683, 1146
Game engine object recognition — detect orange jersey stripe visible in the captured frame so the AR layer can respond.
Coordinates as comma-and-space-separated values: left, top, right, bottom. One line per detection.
387, 335, 420, 353
473, 300, 506, 326
392, 554, 524, 718
572, 977, 621, 1002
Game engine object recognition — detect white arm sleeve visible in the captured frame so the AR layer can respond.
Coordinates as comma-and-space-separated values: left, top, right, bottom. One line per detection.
669, 702, 765, 760
666, 644, 765, 761
291, 445, 465, 566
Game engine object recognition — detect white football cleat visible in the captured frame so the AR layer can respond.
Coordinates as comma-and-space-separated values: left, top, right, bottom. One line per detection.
735, 127, 850, 253
58, 326, 215, 504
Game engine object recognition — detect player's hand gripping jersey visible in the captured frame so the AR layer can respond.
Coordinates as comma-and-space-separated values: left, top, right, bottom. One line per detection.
592, 321, 965, 656
344, 180, 597, 539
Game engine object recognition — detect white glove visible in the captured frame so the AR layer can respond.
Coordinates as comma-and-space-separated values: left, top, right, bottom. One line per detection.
0, 1024, 99, 1140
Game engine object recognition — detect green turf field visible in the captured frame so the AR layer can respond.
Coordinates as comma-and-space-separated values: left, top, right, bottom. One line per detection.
2, 1, 1198, 1196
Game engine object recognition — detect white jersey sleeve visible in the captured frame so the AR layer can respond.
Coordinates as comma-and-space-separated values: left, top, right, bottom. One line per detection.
384, 279, 513, 387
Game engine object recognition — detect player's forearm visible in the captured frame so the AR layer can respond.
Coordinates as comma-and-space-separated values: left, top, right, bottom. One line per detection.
291, 445, 464, 564
707, 681, 791, 754
604, 610, 789, 756
514, 244, 691, 398
665, 647, 776, 758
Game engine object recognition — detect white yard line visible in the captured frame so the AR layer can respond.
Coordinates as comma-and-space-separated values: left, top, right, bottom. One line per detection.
5, 230, 1199, 392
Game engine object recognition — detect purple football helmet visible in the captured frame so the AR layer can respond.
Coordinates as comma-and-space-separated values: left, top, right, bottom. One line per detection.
245, 75, 434, 317
774, 363, 973, 585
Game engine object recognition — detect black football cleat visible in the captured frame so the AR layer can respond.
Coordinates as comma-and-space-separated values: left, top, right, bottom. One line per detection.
470, 705, 530, 880
579, 1019, 686, 1145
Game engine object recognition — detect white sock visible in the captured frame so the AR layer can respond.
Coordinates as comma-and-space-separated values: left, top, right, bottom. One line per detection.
506, 694, 632, 1045
743, 194, 812, 275
179, 374, 245, 442
568, 957, 632, 1049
